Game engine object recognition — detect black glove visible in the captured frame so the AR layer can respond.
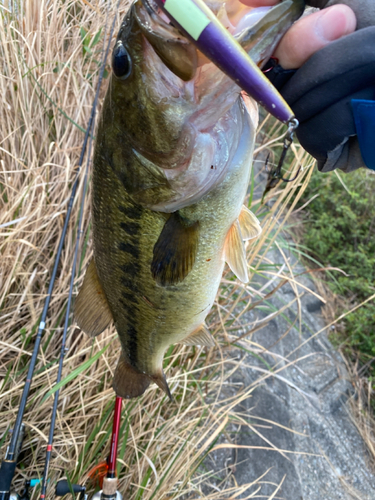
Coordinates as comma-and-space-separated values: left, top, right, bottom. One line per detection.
265, 1, 375, 173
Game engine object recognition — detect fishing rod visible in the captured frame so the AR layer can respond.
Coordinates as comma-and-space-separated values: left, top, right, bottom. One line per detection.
55, 396, 123, 500
0, 99, 95, 500
38, 7, 118, 498
0, 3, 118, 498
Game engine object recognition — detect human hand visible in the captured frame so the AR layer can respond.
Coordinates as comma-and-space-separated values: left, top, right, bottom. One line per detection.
239, 0, 356, 69
240, 0, 375, 173
306, 1, 375, 30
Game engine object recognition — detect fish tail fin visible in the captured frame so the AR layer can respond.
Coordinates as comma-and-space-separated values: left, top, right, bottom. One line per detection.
113, 353, 151, 399
74, 258, 113, 337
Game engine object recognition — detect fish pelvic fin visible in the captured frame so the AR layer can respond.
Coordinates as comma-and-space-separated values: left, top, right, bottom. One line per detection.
180, 325, 215, 347
152, 370, 173, 402
151, 211, 199, 286
224, 220, 249, 283
74, 258, 113, 337
238, 205, 262, 241
113, 353, 151, 399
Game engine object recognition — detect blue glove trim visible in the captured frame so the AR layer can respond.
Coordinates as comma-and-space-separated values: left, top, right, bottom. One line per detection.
352, 99, 375, 171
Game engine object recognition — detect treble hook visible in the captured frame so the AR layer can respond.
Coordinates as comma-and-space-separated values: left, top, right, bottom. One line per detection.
261, 117, 301, 203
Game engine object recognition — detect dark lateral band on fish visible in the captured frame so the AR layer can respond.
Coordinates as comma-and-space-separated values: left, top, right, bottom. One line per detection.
148, 0, 304, 124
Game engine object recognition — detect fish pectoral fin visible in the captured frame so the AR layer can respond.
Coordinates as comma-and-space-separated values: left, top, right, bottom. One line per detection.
239, 205, 262, 241
224, 220, 249, 283
74, 258, 113, 337
180, 325, 215, 347
151, 212, 199, 286
113, 353, 151, 399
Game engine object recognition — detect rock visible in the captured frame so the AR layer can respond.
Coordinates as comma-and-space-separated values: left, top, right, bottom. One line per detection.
202, 161, 375, 498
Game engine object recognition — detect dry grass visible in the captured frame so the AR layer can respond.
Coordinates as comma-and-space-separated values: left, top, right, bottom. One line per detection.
0, 1, 344, 498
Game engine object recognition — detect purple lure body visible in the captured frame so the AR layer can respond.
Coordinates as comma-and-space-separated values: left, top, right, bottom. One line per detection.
152, 0, 297, 123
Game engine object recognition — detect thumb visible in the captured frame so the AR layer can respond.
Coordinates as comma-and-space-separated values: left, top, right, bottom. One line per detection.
274, 4, 356, 69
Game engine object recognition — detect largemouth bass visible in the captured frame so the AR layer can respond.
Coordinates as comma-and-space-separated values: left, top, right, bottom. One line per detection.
75, 0, 304, 399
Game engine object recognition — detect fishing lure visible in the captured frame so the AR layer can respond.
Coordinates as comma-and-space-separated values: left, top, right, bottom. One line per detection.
147, 0, 301, 199
262, 117, 300, 203
148, 0, 300, 125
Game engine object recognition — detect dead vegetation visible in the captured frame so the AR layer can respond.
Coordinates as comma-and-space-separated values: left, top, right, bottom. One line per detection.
1, 1, 373, 499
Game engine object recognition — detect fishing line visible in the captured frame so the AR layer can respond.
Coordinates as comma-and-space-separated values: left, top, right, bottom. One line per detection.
0, 1, 120, 498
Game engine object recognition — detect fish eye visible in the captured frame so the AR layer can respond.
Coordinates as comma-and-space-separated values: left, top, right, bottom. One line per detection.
112, 41, 132, 79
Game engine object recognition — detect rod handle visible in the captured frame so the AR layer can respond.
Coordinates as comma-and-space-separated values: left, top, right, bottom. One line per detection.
0, 460, 17, 497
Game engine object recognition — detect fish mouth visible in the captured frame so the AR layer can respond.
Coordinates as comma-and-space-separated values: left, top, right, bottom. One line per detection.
126, 0, 303, 212
138, 0, 178, 36
135, 0, 275, 84
141, 0, 267, 31
137, 0, 272, 57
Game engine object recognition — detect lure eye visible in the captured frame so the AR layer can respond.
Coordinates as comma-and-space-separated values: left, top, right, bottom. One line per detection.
112, 42, 132, 79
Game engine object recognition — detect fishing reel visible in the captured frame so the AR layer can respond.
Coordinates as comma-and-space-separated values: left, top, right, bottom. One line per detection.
55, 479, 122, 500
3, 477, 122, 500
3, 479, 41, 500
55, 480, 87, 500
90, 478, 122, 500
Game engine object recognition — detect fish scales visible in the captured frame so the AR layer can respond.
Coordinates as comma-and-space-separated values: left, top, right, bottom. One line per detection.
92, 99, 254, 373
74, 0, 305, 399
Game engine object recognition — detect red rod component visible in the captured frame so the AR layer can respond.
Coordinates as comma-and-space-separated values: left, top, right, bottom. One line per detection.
107, 396, 122, 477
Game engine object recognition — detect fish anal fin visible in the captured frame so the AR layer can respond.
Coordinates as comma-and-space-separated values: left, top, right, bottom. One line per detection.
74, 258, 113, 337
151, 212, 199, 286
180, 325, 215, 347
113, 353, 151, 399
224, 220, 249, 283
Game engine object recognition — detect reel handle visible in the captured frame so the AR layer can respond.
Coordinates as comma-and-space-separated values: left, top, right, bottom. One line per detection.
55, 480, 85, 497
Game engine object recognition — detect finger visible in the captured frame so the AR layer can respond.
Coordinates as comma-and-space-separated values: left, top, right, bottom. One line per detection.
274, 4, 357, 69
239, 0, 279, 6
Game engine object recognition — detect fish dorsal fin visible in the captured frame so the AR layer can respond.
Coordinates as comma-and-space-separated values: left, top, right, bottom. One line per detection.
74, 258, 113, 337
239, 205, 262, 241
152, 212, 199, 286
113, 353, 151, 399
180, 325, 215, 347
224, 220, 249, 283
